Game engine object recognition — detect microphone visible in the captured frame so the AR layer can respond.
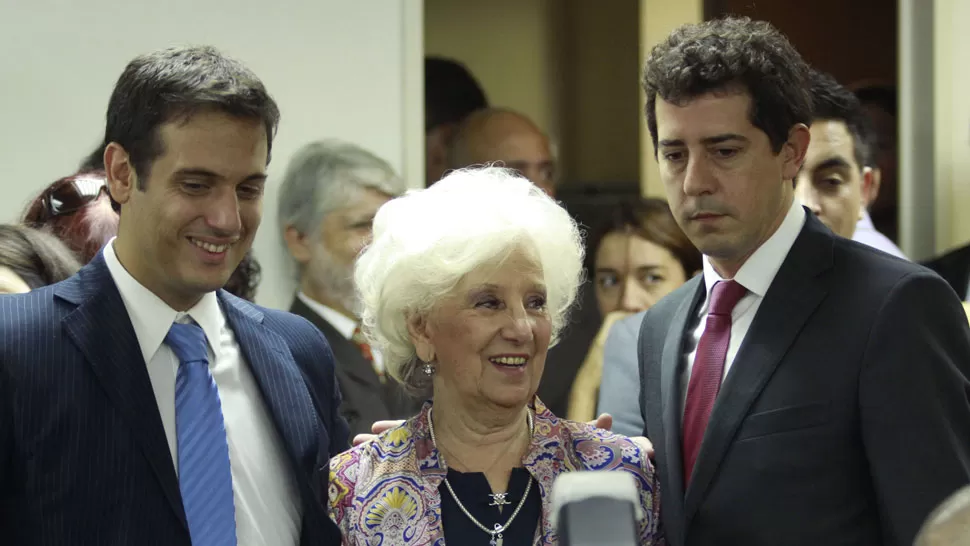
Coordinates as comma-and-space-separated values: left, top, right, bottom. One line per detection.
550, 471, 642, 546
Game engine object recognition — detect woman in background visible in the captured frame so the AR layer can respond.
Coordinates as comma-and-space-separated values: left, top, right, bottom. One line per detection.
568, 199, 700, 423
0, 224, 80, 294
329, 167, 662, 545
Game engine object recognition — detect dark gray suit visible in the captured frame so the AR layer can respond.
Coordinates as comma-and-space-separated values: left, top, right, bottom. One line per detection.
290, 298, 420, 437
0, 255, 348, 545
638, 212, 970, 546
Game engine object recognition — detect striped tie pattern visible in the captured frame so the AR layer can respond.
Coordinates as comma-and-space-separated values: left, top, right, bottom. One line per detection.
165, 322, 237, 546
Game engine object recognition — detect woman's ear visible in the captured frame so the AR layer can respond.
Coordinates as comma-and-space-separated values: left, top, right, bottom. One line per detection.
407, 313, 435, 362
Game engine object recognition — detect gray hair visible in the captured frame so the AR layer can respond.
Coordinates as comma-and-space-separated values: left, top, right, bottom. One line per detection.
354, 166, 585, 396
277, 139, 405, 255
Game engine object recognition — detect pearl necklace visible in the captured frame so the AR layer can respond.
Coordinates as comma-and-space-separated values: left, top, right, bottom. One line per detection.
428, 407, 535, 546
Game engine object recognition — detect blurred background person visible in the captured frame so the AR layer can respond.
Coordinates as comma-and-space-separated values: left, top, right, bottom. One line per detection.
330, 166, 661, 545
279, 139, 418, 437
425, 56, 488, 186
446, 107, 557, 196
568, 199, 701, 425
23, 168, 263, 302
796, 69, 906, 259
0, 224, 80, 294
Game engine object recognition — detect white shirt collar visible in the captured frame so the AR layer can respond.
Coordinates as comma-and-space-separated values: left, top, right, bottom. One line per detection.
297, 291, 357, 339
702, 198, 806, 298
103, 237, 225, 364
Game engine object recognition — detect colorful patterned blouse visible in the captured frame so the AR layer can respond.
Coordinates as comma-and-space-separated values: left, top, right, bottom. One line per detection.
328, 398, 663, 545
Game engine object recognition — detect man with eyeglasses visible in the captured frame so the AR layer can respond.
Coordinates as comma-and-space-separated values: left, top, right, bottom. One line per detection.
0, 46, 347, 546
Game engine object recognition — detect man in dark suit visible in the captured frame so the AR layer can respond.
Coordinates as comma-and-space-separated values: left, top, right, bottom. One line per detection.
0, 46, 347, 545
925, 244, 970, 300
278, 140, 420, 437
637, 17, 970, 546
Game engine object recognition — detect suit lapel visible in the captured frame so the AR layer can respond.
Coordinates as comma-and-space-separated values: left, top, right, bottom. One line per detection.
657, 277, 704, 546
223, 295, 321, 495
683, 215, 833, 524
56, 255, 187, 529
294, 299, 382, 390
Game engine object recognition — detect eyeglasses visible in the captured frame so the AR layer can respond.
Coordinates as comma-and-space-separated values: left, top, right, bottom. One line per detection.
40, 176, 115, 218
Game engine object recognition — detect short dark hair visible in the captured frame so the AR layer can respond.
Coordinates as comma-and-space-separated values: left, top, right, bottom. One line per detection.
853, 84, 897, 118
104, 45, 280, 188
590, 198, 702, 277
642, 16, 812, 156
425, 56, 487, 132
809, 69, 876, 169
0, 224, 81, 289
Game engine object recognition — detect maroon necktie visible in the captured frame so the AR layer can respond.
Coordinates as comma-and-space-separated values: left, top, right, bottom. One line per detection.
682, 279, 748, 485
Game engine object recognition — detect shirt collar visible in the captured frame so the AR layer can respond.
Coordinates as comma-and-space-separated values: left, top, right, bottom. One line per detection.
297, 292, 357, 339
702, 198, 806, 299
103, 237, 225, 364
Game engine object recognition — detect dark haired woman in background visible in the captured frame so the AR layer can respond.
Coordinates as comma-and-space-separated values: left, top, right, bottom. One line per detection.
568, 198, 701, 422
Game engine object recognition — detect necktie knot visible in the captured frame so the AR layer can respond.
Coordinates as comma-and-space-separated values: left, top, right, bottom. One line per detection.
709, 280, 747, 317
165, 322, 208, 364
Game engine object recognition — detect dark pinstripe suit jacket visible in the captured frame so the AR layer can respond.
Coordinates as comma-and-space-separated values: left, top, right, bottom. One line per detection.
0, 254, 350, 545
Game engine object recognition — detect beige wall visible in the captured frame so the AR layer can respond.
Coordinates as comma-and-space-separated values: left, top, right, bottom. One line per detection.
558, 0, 640, 189
638, 0, 704, 198
424, 0, 560, 146
424, 0, 641, 190
934, 0, 970, 253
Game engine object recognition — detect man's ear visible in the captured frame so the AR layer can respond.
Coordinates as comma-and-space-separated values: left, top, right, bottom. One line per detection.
283, 225, 313, 266
864, 166, 882, 208
104, 142, 136, 205
781, 123, 812, 182
859, 166, 877, 219
407, 313, 435, 362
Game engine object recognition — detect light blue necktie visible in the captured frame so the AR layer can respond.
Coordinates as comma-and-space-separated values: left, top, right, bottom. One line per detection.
165, 322, 237, 546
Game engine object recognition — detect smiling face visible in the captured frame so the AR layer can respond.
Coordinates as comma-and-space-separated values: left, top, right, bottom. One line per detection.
654, 90, 808, 277
409, 246, 551, 411
107, 110, 268, 310
795, 120, 872, 238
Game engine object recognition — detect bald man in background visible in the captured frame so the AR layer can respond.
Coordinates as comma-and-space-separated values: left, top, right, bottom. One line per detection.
447, 107, 557, 196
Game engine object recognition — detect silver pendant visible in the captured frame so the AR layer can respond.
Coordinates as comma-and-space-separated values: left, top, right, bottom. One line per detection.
490, 524, 504, 546
488, 492, 511, 507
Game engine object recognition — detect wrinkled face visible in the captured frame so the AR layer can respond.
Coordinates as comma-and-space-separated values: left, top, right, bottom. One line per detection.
305, 187, 392, 315
795, 120, 868, 238
109, 110, 267, 310
594, 232, 689, 316
0, 266, 30, 294
412, 247, 551, 410
655, 91, 805, 275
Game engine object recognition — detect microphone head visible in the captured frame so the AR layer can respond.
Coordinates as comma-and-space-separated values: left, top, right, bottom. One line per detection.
549, 471, 644, 528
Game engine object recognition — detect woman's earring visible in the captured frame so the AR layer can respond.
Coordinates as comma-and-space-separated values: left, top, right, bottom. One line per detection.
423, 362, 435, 376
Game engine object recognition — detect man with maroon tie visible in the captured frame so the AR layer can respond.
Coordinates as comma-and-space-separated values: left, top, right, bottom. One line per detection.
636, 17, 970, 546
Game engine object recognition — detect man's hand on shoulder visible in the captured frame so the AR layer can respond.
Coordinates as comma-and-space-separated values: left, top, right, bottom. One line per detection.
352, 420, 404, 447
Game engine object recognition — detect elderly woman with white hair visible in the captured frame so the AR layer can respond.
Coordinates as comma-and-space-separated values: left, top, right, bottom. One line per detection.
328, 167, 662, 545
